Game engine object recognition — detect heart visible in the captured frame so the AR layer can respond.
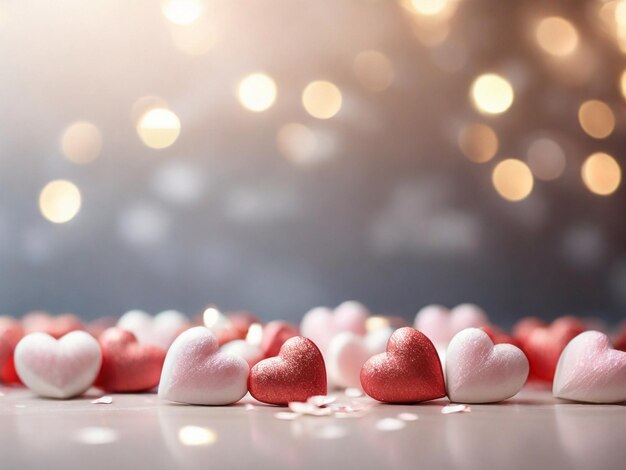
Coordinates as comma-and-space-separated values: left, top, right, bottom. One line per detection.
22, 311, 84, 339
220, 339, 263, 367
95, 327, 166, 392
445, 328, 529, 403
481, 325, 521, 349
260, 321, 299, 358
512, 316, 546, 344
158, 326, 248, 405
14, 331, 102, 399
248, 336, 326, 405
521, 316, 586, 382
553, 331, 626, 403
300, 301, 369, 357
414, 304, 489, 347
614, 322, 626, 352
0, 317, 23, 382
117, 309, 190, 350
360, 327, 446, 403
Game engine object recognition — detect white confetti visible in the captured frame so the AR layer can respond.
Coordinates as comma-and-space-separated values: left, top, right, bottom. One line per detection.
441, 404, 471, 414
345, 387, 363, 398
398, 412, 419, 421
245, 404, 255, 411
91, 396, 113, 404
274, 412, 300, 421
288, 401, 332, 416
307, 395, 336, 407
376, 418, 406, 431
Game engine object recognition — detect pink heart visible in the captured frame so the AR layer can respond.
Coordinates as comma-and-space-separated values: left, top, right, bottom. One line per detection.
445, 328, 529, 403
553, 331, 626, 404
158, 327, 249, 405
14, 331, 102, 399
414, 304, 489, 346
117, 309, 191, 350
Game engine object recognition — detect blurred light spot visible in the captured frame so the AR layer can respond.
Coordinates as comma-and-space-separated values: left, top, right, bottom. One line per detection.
353, 50, 394, 92
203, 307, 228, 331
137, 108, 181, 149
561, 225, 606, 268
246, 323, 263, 346
302, 81, 342, 119
60, 121, 102, 164
578, 100, 615, 139
161, 0, 204, 25
151, 162, 204, 205
39, 180, 82, 224
276, 123, 319, 165
311, 424, 348, 440
73, 427, 118, 445
470, 74, 514, 115
458, 123, 498, 163
376, 418, 406, 431
526, 137, 566, 180
118, 203, 170, 247
409, 0, 449, 16
581, 152, 621, 196
170, 18, 215, 56
366, 316, 391, 332
130, 96, 169, 125
178, 426, 217, 446
620, 69, 626, 101
535, 17, 579, 56
398, 412, 419, 421
492, 159, 534, 202
237, 73, 277, 112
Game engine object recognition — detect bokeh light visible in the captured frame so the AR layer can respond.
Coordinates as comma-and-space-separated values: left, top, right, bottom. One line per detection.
161, 0, 204, 25
492, 159, 534, 202
581, 152, 622, 196
237, 73, 277, 112
302, 81, 343, 119
277, 123, 318, 165
409, 0, 449, 16
353, 50, 395, 92
137, 108, 181, 149
178, 426, 217, 446
457, 123, 498, 163
39, 180, 82, 224
535, 17, 579, 57
470, 73, 514, 115
526, 137, 566, 180
169, 18, 216, 56
578, 100, 615, 139
130, 96, 169, 125
60, 121, 103, 164
620, 69, 626, 101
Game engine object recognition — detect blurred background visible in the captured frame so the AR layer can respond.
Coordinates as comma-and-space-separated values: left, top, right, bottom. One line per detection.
0, 0, 624, 327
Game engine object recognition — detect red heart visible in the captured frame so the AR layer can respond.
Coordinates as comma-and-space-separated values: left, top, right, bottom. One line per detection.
521, 316, 586, 382
512, 316, 546, 344
360, 327, 445, 403
95, 327, 166, 392
481, 325, 521, 348
0, 317, 23, 384
248, 336, 326, 405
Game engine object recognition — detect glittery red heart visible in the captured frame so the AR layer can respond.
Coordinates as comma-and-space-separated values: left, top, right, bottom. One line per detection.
95, 327, 166, 392
360, 327, 446, 403
248, 336, 326, 405
0, 317, 23, 384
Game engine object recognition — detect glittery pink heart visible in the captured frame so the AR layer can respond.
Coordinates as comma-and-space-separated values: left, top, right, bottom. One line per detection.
414, 304, 489, 347
553, 331, 626, 404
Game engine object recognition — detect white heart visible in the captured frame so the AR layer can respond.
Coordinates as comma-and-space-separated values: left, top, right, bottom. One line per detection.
14, 331, 102, 399
117, 309, 190, 350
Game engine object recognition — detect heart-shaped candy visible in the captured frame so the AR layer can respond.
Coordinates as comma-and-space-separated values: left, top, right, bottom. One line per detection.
553, 331, 626, 403
158, 327, 248, 405
118, 309, 190, 350
360, 327, 446, 403
260, 321, 299, 358
414, 304, 489, 347
95, 327, 166, 392
14, 331, 102, 399
445, 328, 529, 403
0, 317, 23, 380
512, 317, 546, 344
248, 336, 326, 405
22, 311, 84, 339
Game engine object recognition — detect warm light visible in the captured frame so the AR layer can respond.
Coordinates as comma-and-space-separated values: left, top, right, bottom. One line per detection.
178, 426, 217, 446
535, 17, 579, 57
581, 152, 621, 196
353, 50, 395, 92
170, 19, 215, 56
246, 323, 263, 346
492, 159, 534, 202
458, 123, 498, 163
470, 74, 514, 115
137, 108, 181, 149
39, 180, 82, 224
578, 100, 615, 139
237, 73, 277, 112
366, 316, 391, 332
203, 307, 228, 330
130, 96, 169, 125
620, 69, 626, 101
60, 121, 103, 164
409, 0, 449, 16
277, 123, 318, 164
161, 0, 204, 25
526, 137, 566, 181
302, 81, 342, 119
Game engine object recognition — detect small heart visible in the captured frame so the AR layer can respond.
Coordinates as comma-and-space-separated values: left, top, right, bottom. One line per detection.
0, 317, 23, 381
414, 304, 489, 347
118, 309, 190, 350
158, 327, 248, 405
22, 311, 84, 339
95, 327, 166, 392
512, 317, 546, 344
553, 331, 626, 404
360, 327, 446, 403
14, 331, 102, 399
248, 336, 326, 405
446, 328, 529, 403
260, 321, 299, 358
481, 325, 521, 349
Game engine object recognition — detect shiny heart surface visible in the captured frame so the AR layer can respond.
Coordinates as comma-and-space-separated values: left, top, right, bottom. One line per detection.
0, 317, 23, 380
117, 309, 190, 350
22, 312, 84, 339
414, 304, 489, 347
360, 327, 446, 403
445, 328, 529, 403
95, 327, 166, 392
158, 327, 248, 405
553, 331, 626, 404
14, 331, 102, 399
248, 336, 326, 405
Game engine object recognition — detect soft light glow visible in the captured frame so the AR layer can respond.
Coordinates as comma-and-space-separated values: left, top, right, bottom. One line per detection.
130, 96, 169, 125
353, 50, 395, 92
161, 0, 204, 25
178, 426, 217, 446
237, 73, 277, 112
470, 74, 514, 115
492, 159, 534, 202
366, 316, 391, 332
620, 69, 626, 101
277, 123, 318, 164
409, 0, 449, 16
458, 123, 498, 163
73, 427, 119, 445
39, 180, 82, 224
578, 100, 615, 139
302, 81, 342, 119
526, 137, 566, 181
137, 108, 181, 149
203, 307, 228, 331
246, 323, 263, 346
581, 152, 621, 196
60, 121, 103, 164
535, 17, 579, 56
170, 19, 215, 56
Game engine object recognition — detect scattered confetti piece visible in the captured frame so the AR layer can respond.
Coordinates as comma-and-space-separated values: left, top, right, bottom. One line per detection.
274, 411, 300, 421
245, 404, 255, 411
345, 388, 363, 398
308, 395, 336, 407
398, 412, 419, 421
289, 401, 332, 416
91, 396, 113, 404
375, 417, 406, 431
441, 404, 471, 414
